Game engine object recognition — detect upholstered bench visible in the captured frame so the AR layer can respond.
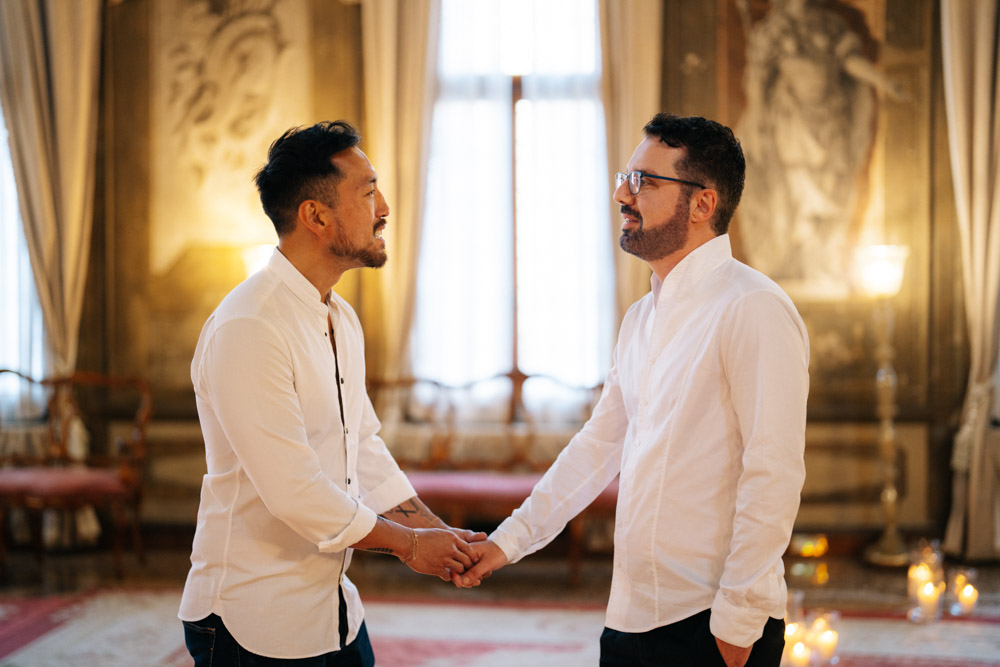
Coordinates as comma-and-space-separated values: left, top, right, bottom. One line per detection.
0, 369, 151, 577
407, 470, 618, 585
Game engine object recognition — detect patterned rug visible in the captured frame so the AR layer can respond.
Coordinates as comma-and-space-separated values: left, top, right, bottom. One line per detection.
1, 590, 999, 666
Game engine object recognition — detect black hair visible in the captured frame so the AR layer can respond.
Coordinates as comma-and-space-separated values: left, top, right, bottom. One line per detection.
642, 114, 745, 235
253, 120, 362, 236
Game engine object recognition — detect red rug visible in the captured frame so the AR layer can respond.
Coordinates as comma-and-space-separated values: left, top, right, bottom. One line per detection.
1, 590, 998, 666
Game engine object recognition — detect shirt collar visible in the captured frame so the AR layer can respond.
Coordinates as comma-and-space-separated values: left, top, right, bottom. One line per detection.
650, 234, 733, 306
266, 247, 331, 316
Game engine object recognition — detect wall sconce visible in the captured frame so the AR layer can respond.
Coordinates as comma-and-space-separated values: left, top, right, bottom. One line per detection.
853, 244, 909, 566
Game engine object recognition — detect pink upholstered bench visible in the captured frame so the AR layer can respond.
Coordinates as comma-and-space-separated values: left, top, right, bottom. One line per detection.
407, 470, 618, 584
0, 369, 151, 578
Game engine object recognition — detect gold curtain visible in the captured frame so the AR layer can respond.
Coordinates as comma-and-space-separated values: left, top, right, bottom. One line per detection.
941, 0, 1000, 560
0, 0, 102, 376
359, 0, 441, 382
599, 0, 663, 322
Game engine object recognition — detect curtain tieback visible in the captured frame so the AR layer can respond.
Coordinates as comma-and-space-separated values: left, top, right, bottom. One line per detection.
952, 379, 995, 472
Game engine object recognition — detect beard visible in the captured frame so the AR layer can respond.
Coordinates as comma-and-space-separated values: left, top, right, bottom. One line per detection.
618, 195, 689, 262
329, 220, 388, 268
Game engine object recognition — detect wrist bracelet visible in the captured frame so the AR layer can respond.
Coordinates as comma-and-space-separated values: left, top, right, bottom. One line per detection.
402, 528, 418, 564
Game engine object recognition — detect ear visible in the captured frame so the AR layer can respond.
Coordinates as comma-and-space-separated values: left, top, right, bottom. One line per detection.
689, 188, 718, 226
297, 199, 330, 239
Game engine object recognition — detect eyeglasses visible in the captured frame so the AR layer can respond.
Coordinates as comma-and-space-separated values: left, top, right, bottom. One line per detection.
615, 171, 705, 195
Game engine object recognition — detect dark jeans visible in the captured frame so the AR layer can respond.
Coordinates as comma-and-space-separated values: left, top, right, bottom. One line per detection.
599, 609, 785, 666
182, 614, 375, 667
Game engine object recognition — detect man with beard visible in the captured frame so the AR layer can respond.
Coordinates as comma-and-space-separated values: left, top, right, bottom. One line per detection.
456, 114, 809, 667
179, 121, 483, 666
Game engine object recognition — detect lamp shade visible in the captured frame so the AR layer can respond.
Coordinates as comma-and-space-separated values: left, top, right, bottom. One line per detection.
853, 245, 909, 298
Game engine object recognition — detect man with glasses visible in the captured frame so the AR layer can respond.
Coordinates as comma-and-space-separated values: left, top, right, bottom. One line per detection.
457, 114, 809, 667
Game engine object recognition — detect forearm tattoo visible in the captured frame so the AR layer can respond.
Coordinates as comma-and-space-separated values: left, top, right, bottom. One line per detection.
359, 517, 402, 557
385, 499, 447, 528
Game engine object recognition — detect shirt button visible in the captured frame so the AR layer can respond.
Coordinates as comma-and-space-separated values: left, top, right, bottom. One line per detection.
344, 427, 349, 435
347, 478, 352, 485
640, 399, 648, 407
340, 378, 345, 385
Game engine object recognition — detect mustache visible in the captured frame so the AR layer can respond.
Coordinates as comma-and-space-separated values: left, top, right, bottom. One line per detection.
374, 218, 387, 231
620, 205, 642, 222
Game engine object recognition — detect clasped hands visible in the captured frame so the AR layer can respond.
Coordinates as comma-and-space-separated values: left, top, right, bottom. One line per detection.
399, 528, 507, 587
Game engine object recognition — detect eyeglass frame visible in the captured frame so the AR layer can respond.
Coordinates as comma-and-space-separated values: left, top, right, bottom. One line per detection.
615, 170, 706, 195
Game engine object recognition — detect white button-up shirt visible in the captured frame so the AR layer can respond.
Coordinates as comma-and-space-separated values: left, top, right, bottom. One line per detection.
491, 235, 809, 647
179, 249, 415, 659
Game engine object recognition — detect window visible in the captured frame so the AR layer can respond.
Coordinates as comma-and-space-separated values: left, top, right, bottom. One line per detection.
0, 102, 46, 413
411, 0, 614, 419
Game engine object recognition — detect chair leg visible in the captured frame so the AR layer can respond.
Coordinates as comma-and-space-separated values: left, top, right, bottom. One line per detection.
0, 508, 7, 577
568, 516, 585, 588
27, 507, 44, 564
130, 503, 145, 565
110, 502, 127, 579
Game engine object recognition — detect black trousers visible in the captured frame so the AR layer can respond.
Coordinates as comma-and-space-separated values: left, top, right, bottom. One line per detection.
599, 609, 785, 667
182, 587, 374, 666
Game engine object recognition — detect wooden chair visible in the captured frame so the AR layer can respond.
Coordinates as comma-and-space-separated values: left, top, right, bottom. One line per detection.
0, 369, 152, 578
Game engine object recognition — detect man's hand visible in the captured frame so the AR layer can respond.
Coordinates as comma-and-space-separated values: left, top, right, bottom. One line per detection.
715, 637, 751, 667
452, 539, 508, 588
446, 526, 488, 545
404, 528, 480, 581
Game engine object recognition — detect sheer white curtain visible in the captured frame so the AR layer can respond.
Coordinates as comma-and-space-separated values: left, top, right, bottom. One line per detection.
0, 92, 46, 415
412, 0, 613, 415
940, 0, 1000, 560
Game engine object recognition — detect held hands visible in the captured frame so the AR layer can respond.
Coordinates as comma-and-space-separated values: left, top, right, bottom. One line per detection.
452, 539, 508, 588
401, 527, 486, 581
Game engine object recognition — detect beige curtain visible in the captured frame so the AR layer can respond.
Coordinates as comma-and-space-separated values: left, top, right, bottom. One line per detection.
359, 0, 440, 382
599, 0, 663, 321
941, 0, 1000, 559
0, 0, 102, 376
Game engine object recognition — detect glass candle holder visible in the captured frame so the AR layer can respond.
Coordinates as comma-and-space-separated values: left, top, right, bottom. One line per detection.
947, 567, 978, 616
907, 580, 944, 623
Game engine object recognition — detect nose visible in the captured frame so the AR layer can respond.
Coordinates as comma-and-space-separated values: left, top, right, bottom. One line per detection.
375, 188, 390, 218
613, 179, 633, 206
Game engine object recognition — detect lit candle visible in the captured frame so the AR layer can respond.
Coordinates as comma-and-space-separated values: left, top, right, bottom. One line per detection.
952, 571, 968, 593
918, 581, 941, 619
908, 563, 933, 598
788, 641, 811, 667
811, 616, 830, 634
816, 628, 839, 660
958, 584, 979, 615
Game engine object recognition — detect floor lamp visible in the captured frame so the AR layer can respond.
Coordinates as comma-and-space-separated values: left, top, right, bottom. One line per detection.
854, 244, 910, 567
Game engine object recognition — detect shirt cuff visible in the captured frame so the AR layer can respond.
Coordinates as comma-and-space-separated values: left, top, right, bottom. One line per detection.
709, 591, 771, 648
362, 470, 416, 516
489, 516, 528, 564
318, 500, 378, 553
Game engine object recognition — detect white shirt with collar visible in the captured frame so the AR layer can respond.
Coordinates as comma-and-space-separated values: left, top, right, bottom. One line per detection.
179, 248, 415, 659
491, 234, 809, 647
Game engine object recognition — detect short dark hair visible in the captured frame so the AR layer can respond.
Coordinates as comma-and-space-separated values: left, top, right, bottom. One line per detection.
254, 121, 362, 236
642, 114, 745, 235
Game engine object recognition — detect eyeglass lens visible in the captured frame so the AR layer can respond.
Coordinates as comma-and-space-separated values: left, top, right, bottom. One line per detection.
615, 171, 642, 195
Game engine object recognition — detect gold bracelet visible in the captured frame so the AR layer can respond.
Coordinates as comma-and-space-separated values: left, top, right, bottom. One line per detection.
402, 528, 418, 564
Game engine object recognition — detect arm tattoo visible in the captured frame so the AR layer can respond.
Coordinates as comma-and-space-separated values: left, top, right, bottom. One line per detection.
386, 499, 447, 528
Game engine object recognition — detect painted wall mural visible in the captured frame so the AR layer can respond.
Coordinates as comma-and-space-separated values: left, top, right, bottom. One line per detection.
150, 0, 312, 276
734, 0, 902, 297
